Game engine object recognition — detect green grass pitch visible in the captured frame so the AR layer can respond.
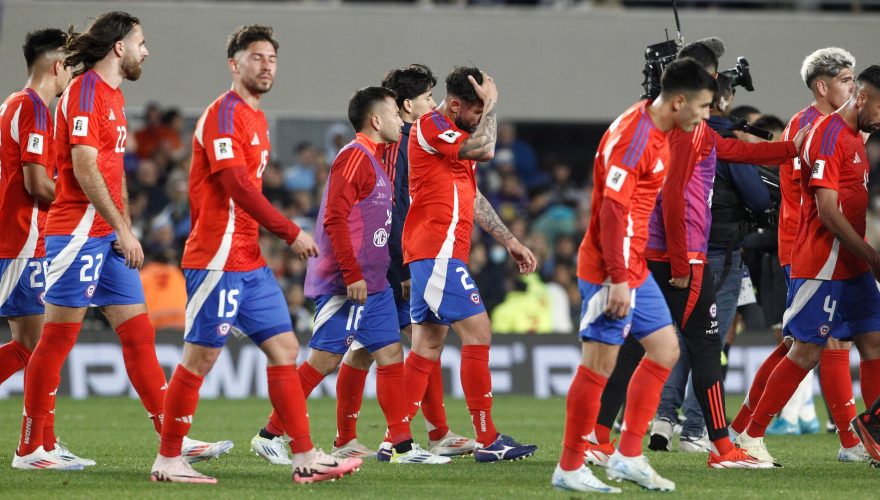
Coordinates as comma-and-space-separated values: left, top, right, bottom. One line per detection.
0, 395, 876, 499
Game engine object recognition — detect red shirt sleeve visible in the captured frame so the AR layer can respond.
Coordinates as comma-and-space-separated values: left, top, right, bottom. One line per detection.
67, 80, 104, 150
664, 127, 698, 278
599, 198, 629, 283
805, 124, 842, 193
713, 128, 797, 165
17, 99, 53, 168
202, 106, 248, 173
215, 167, 301, 244
323, 147, 377, 286
414, 112, 468, 160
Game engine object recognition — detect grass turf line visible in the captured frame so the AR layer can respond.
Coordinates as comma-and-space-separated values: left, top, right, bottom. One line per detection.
0, 395, 876, 499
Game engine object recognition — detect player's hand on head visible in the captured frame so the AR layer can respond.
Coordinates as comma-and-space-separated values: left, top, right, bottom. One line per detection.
468, 71, 498, 103
605, 282, 630, 319
116, 228, 144, 269
290, 231, 319, 260
401, 279, 411, 302
792, 125, 810, 152
347, 279, 367, 305
505, 239, 537, 274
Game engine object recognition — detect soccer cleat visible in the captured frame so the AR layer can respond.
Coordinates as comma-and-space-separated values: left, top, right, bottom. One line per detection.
799, 416, 820, 435
838, 443, 870, 462
50, 440, 96, 467
851, 412, 880, 462
150, 454, 217, 484
766, 417, 800, 436
376, 441, 392, 462
708, 447, 775, 469
12, 446, 85, 471
291, 449, 361, 484
390, 444, 452, 464
428, 431, 476, 457
679, 431, 711, 453
648, 417, 674, 452
605, 451, 675, 491
332, 439, 374, 459
250, 434, 291, 465
551, 464, 622, 494
733, 432, 782, 467
474, 434, 537, 463
182, 436, 234, 464
585, 440, 616, 468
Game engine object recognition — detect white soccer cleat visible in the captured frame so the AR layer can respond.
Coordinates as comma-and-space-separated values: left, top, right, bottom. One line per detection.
733, 432, 781, 467
390, 443, 452, 464
551, 464, 622, 494
584, 440, 616, 468
181, 436, 234, 464
428, 431, 476, 457
12, 446, 85, 471
292, 449, 362, 484
606, 451, 675, 492
50, 440, 96, 467
250, 434, 292, 465
150, 454, 217, 484
679, 431, 711, 453
838, 443, 871, 462
331, 439, 374, 459
708, 447, 775, 469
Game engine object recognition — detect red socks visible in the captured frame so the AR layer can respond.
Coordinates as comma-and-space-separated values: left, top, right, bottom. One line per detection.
819, 349, 859, 448
115, 314, 167, 430
593, 424, 612, 445
619, 358, 671, 457
746, 356, 807, 438
860, 358, 880, 409
560, 365, 608, 470
265, 361, 326, 436
422, 359, 450, 441
267, 365, 313, 454
376, 362, 412, 445
460, 345, 498, 446
43, 412, 57, 452
335, 363, 368, 446
159, 365, 203, 457
19, 322, 80, 456
404, 351, 434, 420
730, 342, 788, 434
0, 340, 31, 383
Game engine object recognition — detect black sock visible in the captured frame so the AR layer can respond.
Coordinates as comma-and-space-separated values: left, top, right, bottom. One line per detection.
392, 439, 413, 454
259, 428, 281, 440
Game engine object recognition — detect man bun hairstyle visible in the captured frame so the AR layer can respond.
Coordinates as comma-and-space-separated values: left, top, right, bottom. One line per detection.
227, 24, 278, 59
661, 58, 718, 97
348, 86, 397, 131
23, 28, 68, 69
64, 11, 139, 72
445, 65, 482, 104
800, 47, 856, 89
381, 63, 437, 108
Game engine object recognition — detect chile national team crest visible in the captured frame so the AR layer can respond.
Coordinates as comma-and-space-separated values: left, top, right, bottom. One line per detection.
470, 292, 481, 304
818, 324, 831, 337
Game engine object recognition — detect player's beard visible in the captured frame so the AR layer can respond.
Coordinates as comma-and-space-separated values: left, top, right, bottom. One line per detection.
243, 74, 273, 95
454, 116, 477, 134
122, 53, 143, 81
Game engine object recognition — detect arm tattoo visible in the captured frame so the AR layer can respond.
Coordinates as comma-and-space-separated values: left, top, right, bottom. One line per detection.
459, 101, 498, 160
474, 190, 514, 243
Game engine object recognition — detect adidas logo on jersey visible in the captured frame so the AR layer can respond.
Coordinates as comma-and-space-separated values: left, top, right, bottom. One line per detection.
251, 133, 260, 145
108, 109, 116, 121
854, 152, 862, 164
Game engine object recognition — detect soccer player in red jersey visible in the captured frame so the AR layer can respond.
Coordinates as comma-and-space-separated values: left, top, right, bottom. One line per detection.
730, 49, 861, 453
402, 66, 539, 463
735, 65, 880, 466
151, 25, 361, 485
0, 28, 85, 469
551, 59, 716, 493
13, 12, 229, 472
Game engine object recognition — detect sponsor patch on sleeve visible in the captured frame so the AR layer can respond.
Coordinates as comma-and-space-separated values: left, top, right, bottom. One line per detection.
606, 165, 628, 192
72, 116, 89, 137
437, 130, 462, 144
214, 138, 234, 160
26, 133, 44, 155
811, 159, 825, 180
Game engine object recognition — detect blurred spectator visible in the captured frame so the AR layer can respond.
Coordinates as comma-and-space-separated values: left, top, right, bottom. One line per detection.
159, 107, 185, 160
134, 101, 163, 159
286, 284, 313, 334
140, 257, 187, 331
324, 122, 352, 164
491, 274, 553, 334
263, 159, 293, 207
284, 141, 319, 191
492, 122, 548, 189
491, 174, 529, 222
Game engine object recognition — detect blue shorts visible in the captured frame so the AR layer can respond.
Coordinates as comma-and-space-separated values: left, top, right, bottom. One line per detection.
0, 258, 47, 317
782, 272, 880, 345
396, 299, 411, 330
409, 258, 486, 325
184, 266, 292, 348
309, 287, 400, 354
578, 275, 673, 345
44, 234, 145, 308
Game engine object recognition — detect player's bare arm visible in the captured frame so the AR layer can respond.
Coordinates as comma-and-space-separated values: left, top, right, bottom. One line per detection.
815, 187, 880, 279
290, 231, 319, 260
474, 189, 537, 274
458, 72, 498, 161
22, 162, 55, 204
121, 172, 131, 226
72, 144, 143, 268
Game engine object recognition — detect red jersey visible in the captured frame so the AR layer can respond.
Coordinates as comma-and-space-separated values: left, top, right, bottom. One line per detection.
182, 91, 271, 271
47, 70, 126, 238
403, 110, 476, 264
0, 89, 54, 258
791, 113, 869, 280
778, 105, 822, 266
578, 101, 669, 287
